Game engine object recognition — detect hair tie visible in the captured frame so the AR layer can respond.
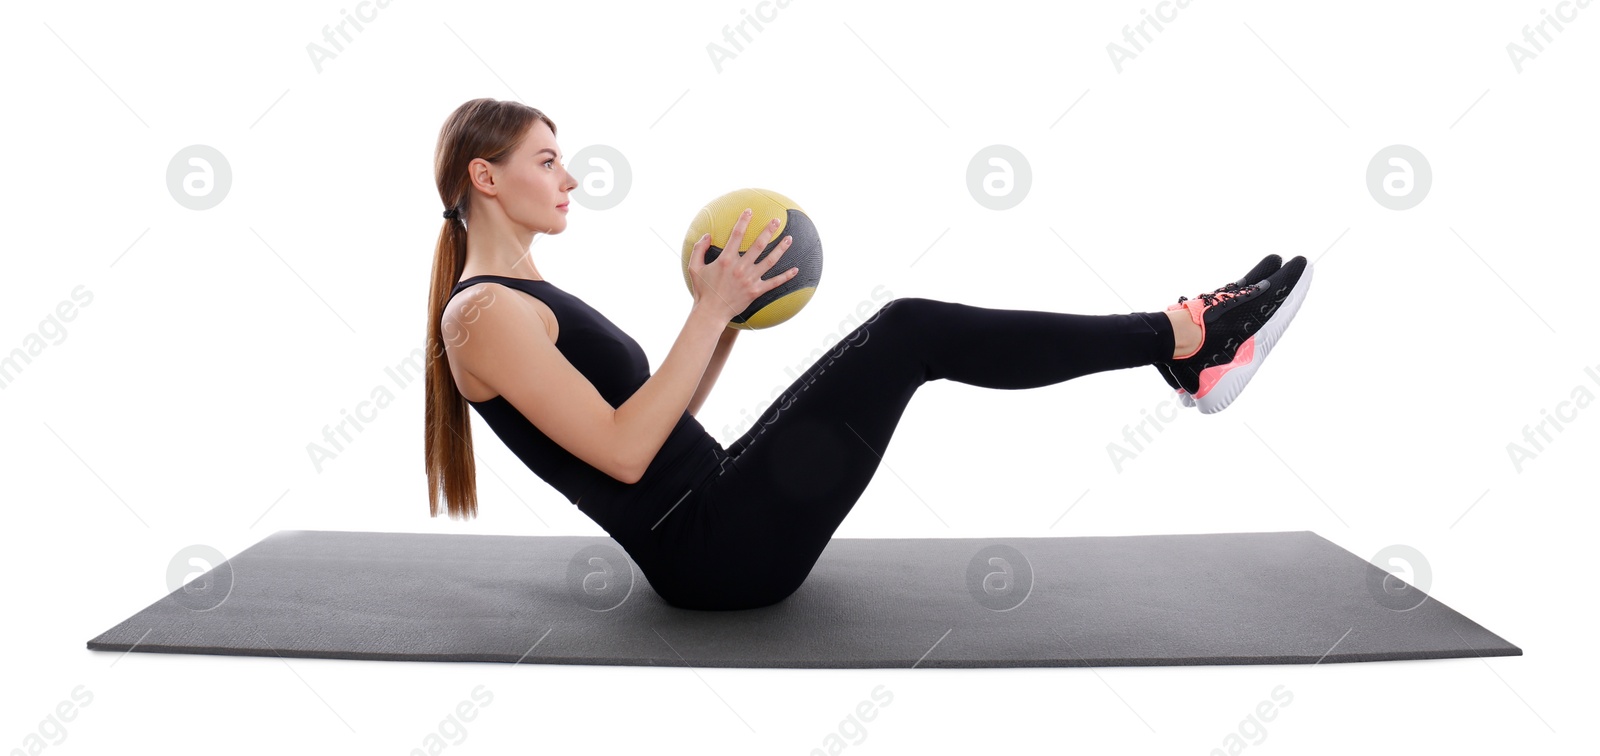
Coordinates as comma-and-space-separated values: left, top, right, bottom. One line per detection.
443, 207, 460, 220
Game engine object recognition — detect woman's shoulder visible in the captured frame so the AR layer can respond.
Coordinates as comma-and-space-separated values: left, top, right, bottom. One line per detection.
441, 281, 562, 402
444, 279, 561, 346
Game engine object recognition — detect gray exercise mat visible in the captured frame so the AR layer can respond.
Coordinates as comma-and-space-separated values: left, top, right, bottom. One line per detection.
86, 529, 1520, 667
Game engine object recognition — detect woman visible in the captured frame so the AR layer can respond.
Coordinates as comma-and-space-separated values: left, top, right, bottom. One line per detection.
422, 98, 1313, 611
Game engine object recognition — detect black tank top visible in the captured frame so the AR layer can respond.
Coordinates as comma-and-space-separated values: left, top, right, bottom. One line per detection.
446, 275, 720, 516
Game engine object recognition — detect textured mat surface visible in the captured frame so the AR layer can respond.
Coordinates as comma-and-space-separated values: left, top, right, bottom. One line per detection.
86, 529, 1521, 667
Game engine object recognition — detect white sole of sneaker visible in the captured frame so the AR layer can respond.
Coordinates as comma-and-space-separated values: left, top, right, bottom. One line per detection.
1193, 262, 1314, 414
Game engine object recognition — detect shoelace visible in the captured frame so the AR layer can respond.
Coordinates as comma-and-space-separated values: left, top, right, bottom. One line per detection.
1176, 281, 1259, 309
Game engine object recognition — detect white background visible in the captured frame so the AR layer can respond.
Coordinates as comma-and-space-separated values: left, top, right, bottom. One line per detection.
3, 0, 1594, 753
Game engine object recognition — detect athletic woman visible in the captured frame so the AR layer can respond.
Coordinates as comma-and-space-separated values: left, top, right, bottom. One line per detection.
422, 99, 1313, 610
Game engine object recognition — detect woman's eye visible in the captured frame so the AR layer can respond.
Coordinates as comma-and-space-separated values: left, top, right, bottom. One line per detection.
544, 159, 556, 168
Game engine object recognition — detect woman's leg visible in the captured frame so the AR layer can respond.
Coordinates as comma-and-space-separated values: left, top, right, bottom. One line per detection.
665, 297, 1175, 609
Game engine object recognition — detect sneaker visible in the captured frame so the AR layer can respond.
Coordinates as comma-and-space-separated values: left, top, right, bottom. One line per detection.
1155, 254, 1282, 407
1161, 255, 1312, 414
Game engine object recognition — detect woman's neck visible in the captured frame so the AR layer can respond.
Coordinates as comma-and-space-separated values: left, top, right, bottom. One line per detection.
460, 267, 543, 282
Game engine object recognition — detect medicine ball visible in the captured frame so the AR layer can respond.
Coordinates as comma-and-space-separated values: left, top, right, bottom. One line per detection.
680, 187, 823, 330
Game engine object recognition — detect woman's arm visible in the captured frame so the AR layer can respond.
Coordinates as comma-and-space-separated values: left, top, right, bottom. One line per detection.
611, 304, 730, 482
687, 326, 739, 417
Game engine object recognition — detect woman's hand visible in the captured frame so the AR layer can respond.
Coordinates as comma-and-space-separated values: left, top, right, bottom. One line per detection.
687, 208, 798, 323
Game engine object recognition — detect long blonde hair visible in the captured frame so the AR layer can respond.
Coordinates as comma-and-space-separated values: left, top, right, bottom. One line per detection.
423, 98, 558, 520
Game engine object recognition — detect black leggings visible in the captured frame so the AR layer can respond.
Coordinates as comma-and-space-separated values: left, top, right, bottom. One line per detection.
632, 297, 1175, 610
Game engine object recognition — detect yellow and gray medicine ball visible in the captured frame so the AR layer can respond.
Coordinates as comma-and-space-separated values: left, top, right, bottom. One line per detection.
680, 187, 823, 330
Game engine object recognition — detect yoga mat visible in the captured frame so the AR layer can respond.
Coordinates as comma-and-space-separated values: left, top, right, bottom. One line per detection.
86, 529, 1521, 667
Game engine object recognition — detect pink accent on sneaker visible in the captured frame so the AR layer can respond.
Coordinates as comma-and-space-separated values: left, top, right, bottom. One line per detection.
1192, 335, 1256, 399
1166, 283, 1256, 361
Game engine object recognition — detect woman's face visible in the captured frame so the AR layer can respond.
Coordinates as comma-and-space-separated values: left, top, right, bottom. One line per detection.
477, 120, 576, 234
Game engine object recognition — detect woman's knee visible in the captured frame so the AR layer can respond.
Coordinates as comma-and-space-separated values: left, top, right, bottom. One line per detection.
877, 296, 932, 318
862, 297, 956, 357
866, 297, 938, 336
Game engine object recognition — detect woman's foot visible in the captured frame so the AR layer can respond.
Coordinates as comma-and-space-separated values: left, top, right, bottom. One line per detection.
1155, 254, 1282, 404
1160, 256, 1312, 414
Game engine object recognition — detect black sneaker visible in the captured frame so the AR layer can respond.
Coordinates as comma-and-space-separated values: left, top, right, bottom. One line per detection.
1156, 254, 1282, 407
1161, 255, 1312, 414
